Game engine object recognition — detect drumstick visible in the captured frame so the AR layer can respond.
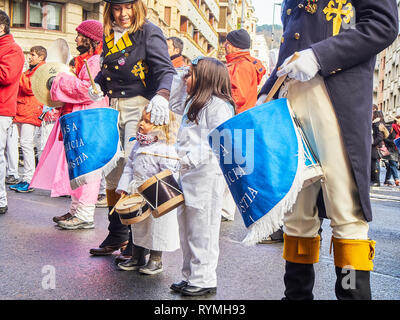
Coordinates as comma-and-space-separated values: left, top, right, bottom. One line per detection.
83, 59, 98, 95
264, 52, 300, 103
109, 193, 126, 215
140, 151, 181, 161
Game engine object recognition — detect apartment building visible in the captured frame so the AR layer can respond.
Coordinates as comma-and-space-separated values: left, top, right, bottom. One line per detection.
375, 0, 400, 119
1, 0, 258, 61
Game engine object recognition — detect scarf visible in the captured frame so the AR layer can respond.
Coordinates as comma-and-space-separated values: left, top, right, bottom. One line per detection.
136, 132, 158, 145
73, 42, 103, 76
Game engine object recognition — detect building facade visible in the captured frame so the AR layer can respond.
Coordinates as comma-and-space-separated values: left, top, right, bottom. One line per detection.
375, 0, 400, 120
1, 0, 259, 62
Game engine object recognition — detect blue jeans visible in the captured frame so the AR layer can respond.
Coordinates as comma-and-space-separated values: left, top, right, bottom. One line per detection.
385, 160, 399, 181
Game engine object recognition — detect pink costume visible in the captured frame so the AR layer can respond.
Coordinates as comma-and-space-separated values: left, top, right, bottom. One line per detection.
31, 55, 109, 221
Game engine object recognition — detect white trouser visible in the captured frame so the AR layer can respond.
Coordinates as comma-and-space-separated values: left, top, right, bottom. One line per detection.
283, 76, 369, 240
106, 96, 149, 189
221, 183, 237, 221
0, 116, 13, 207
37, 121, 56, 160
16, 123, 36, 183
178, 171, 224, 288
99, 174, 106, 195
70, 195, 96, 223
5, 123, 19, 178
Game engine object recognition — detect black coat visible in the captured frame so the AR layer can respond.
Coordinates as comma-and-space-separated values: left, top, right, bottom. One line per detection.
95, 21, 176, 100
259, 0, 398, 222
371, 122, 384, 160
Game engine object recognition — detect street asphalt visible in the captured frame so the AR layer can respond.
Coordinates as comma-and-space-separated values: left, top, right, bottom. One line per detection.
0, 179, 399, 301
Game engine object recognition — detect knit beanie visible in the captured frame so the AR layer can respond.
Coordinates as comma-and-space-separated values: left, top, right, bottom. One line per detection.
76, 20, 103, 42
227, 29, 251, 49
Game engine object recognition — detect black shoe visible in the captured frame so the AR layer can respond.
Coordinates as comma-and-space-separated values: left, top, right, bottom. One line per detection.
371, 182, 380, 187
53, 212, 73, 223
170, 281, 188, 293
0, 206, 8, 214
258, 228, 284, 244
180, 285, 217, 296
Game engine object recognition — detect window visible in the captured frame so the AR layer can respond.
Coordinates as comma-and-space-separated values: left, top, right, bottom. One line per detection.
180, 16, 188, 32
10, 0, 63, 31
164, 6, 171, 26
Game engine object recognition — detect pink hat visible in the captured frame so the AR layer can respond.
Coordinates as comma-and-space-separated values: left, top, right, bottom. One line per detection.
76, 20, 103, 42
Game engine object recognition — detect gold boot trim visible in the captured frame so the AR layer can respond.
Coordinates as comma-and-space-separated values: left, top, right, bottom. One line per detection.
283, 234, 320, 264
331, 237, 376, 271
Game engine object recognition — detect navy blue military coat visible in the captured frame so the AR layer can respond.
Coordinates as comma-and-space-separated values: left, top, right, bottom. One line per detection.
260, 0, 398, 221
95, 21, 176, 100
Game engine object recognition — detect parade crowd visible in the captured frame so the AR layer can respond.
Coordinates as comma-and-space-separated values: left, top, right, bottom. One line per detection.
0, 0, 399, 300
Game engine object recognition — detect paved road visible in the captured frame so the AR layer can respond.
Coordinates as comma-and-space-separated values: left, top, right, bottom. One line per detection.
0, 185, 399, 300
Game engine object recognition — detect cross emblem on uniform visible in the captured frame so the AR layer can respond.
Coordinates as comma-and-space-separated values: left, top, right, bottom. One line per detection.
323, 0, 354, 36
131, 60, 149, 87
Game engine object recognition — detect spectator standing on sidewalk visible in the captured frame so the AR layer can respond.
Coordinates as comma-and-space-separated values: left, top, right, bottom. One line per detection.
0, 10, 25, 214
8, 46, 47, 193
167, 37, 186, 68
5, 123, 19, 185
371, 110, 385, 187
222, 29, 266, 223
383, 120, 400, 186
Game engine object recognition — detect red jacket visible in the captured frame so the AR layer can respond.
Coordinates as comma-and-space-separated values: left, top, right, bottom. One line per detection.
226, 51, 266, 114
14, 61, 46, 126
0, 34, 25, 117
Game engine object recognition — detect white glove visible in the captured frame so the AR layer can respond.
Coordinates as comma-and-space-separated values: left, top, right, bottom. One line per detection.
256, 94, 267, 106
276, 48, 320, 82
146, 94, 170, 125
88, 83, 104, 101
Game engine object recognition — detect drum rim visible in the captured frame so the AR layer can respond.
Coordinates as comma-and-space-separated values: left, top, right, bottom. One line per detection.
115, 194, 146, 214
120, 208, 152, 225
152, 194, 184, 218
137, 169, 173, 193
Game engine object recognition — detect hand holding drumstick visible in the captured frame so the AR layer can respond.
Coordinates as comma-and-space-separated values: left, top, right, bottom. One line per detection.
84, 59, 104, 102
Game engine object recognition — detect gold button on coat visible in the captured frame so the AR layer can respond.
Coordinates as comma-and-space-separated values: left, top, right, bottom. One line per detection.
281, 37, 285, 43
294, 33, 300, 40
298, 3, 304, 8
287, 8, 292, 15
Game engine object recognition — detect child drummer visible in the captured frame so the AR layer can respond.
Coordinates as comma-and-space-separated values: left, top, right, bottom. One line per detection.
115, 110, 180, 274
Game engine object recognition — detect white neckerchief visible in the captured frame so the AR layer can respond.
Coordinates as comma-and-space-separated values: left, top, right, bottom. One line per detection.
112, 23, 129, 43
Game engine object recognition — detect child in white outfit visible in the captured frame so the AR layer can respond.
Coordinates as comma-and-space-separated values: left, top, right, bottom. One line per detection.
169, 57, 235, 296
116, 109, 180, 275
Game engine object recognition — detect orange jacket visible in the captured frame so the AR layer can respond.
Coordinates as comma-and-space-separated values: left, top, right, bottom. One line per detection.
171, 55, 186, 68
226, 51, 266, 114
14, 61, 46, 126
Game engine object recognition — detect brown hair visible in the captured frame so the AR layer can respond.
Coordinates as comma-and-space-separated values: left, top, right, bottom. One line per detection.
103, 0, 147, 37
30, 46, 47, 60
186, 57, 236, 124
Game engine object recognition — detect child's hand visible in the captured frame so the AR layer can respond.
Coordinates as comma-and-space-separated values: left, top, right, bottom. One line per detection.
120, 191, 127, 198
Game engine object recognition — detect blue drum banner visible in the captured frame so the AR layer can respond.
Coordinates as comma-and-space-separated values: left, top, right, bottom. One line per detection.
209, 98, 306, 245
59, 108, 122, 190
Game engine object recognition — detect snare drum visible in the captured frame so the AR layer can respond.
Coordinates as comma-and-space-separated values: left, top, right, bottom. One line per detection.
138, 169, 185, 218
115, 194, 151, 225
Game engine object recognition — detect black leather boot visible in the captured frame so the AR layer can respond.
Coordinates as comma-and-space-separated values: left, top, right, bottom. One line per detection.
99, 206, 129, 247
335, 267, 372, 300
283, 261, 315, 300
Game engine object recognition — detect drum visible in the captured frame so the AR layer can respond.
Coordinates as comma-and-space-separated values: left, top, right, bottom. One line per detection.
138, 169, 184, 218
115, 194, 151, 225
208, 98, 322, 245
